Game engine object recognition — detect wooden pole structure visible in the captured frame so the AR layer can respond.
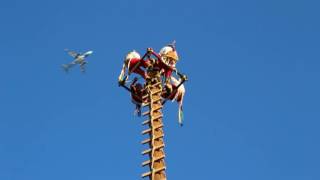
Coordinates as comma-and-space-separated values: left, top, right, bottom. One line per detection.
141, 70, 167, 180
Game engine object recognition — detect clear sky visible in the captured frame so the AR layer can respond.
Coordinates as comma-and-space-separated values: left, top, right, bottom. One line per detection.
1, 0, 320, 179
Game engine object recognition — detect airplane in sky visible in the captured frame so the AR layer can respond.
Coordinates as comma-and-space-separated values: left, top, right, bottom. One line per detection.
62, 49, 93, 73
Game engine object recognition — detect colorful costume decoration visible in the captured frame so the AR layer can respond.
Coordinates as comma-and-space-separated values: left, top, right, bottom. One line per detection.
119, 41, 187, 126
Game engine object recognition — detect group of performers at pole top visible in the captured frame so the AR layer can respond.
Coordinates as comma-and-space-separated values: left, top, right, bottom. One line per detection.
118, 41, 187, 126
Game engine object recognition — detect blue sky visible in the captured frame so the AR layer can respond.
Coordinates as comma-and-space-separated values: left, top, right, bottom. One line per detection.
1, 0, 320, 179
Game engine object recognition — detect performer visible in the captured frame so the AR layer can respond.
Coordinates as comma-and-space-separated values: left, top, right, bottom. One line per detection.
118, 50, 151, 85
130, 78, 145, 116
155, 41, 180, 94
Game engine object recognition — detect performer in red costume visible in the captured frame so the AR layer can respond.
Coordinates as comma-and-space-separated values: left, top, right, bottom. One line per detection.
130, 77, 145, 116
144, 42, 180, 94
118, 50, 151, 85
118, 43, 179, 85
145, 47, 178, 81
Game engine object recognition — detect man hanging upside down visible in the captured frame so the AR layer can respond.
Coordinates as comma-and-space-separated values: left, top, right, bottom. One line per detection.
130, 77, 146, 116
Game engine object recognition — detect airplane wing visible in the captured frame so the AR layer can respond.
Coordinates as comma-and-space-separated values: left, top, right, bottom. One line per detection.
65, 49, 80, 58
80, 63, 86, 73
83, 50, 93, 57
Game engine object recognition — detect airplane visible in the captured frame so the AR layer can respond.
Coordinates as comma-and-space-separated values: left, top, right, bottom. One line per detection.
62, 49, 93, 73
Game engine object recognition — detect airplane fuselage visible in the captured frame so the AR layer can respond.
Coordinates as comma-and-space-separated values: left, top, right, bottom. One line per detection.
73, 50, 93, 64
74, 55, 86, 64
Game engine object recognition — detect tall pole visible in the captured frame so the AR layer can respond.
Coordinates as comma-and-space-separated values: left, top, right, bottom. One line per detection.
141, 70, 167, 180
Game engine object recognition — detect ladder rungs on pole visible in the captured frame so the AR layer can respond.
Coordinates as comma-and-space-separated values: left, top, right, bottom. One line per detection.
153, 81, 162, 87
152, 114, 163, 120
143, 105, 163, 116
141, 134, 164, 144
142, 102, 150, 107
151, 89, 162, 95
141, 154, 165, 167
141, 171, 151, 178
141, 138, 151, 144
141, 128, 152, 135
141, 148, 152, 155
153, 124, 164, 130
142, 94, 149, 100
153, 154, 166, 162
151, 96, 162, 103
142, 160, 151, 167
142, 119, 150, 125
141, 167, 166, 178
154, 144, 165, 151
154, 166, 166, 174
141, 144, 165, 155
141, 123, 163, 135
142, 111, 150, 116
